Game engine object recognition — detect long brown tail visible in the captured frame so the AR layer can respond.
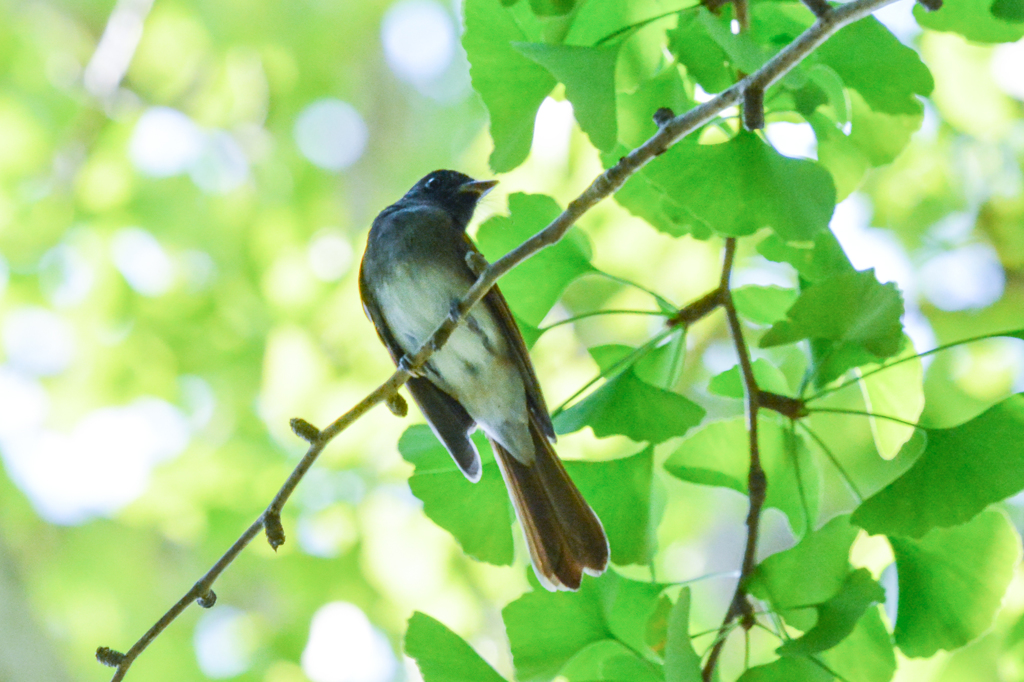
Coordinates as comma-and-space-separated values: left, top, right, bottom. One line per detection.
490, 421, 609, 591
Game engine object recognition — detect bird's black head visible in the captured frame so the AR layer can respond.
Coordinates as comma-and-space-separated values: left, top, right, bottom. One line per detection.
401, 170, 498, 229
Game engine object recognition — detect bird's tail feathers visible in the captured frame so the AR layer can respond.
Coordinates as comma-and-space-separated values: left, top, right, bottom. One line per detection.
490, 421, 609, 591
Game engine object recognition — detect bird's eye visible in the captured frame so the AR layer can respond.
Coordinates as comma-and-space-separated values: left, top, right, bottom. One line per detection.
425, 177, 439, 191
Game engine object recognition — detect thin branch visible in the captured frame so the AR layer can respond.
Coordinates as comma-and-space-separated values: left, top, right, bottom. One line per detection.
735, 0, 750, 31
703, 238, 767, 681
801, 0, 833, 18
742, 85, 765, 130
99, 0, 906, 676
667, 288, 723, 328
758, 390, 807, 419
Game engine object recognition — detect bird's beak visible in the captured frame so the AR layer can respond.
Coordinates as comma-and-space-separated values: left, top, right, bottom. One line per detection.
459, 179, 498, 198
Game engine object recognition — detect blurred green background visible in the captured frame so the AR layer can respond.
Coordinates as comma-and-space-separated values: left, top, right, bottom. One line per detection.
1, 0, 1024, 681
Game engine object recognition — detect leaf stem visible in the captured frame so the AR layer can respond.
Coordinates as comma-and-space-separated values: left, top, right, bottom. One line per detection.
806, 329, 1024, 403
540, 308, 667, 331
596, 271, 677, 312
796, 421, 864, 502
550, 326, 677, 417
809, 406, 922, 429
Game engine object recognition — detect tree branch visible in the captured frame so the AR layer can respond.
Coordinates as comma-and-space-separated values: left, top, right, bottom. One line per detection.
98, 0, 905, 676
701, 239, 768, 681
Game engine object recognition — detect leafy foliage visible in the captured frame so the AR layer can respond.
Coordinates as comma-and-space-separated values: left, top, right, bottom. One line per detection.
406, 612, 508, 682
889, 510, 1020, 657
3, 0, 1024, 681
852, 394, 1024, 537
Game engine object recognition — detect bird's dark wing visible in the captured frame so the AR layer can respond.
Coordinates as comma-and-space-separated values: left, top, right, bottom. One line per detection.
358, 258, 482, 482
459, 237, 557, 442
405, 377, 481, 481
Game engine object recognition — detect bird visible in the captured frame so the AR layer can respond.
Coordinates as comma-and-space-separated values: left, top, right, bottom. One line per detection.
358, 169, 609, 591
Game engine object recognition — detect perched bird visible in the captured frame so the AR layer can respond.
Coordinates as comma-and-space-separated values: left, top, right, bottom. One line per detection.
358, 170, 609, 590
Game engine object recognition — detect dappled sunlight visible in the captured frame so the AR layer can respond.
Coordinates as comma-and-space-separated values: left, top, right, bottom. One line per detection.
301, 602, 397, 682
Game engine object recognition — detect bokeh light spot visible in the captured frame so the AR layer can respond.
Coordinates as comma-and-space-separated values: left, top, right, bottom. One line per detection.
294, 99, 368, 171
992, 39, 1024, 101
194, 607, 257, 678
381, 0, 455, 84
308, 229, 354, 282
0, 397, 189, 524
2, 307, 75, 376
39, 243, 95, 307
765, 122, 817, 160
0, 367, 49, 441
920, 243, 1005, 311
111, 226, 174, 296
189, 131, 250, 194
532, 97, 574, 167
0, 252, 9, 297
301, 602, 396, 682
129, 106, 203, 177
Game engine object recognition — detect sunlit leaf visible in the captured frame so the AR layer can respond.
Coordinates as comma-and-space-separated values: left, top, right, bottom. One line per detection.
503, 571, 664, 682
913, 0, 1024, 43
600, 655, 663, 681
889, 510, 1021, 657
406, 612, 508, 682
645, 131, 837, 241
707, 359, 791, 398
616, 63, 693, 148
566, 446, 661, 565
708, 3, 816, 82
399, 426, 515, 565
667, 9, 733, 93
761, 269, 905, 385
777, 569, 885, 656
737, 657, 832, 682
601, 144, 706, 239
513, 42, 620, 151
555, 356, 705, 444
852, 394, 1024, 538
664, 588, 702, 682
475, 193, 594, 326
464, 0, 555, 172
816, 17, 933, 115
557, 640, 639, 682
818, 607, 897, 682
664, 416, 818, 536
748, 514, 860, 630
806, 64, 850, 128
809, 113, 870, 201
563, 0, 698, 46
856, 340, 924, 460
845, 90, 924, 166
732, 285, 799, 326
757, 230, 854, 283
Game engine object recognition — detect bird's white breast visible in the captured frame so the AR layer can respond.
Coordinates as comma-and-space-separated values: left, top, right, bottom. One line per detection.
378, 262, 533, 458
